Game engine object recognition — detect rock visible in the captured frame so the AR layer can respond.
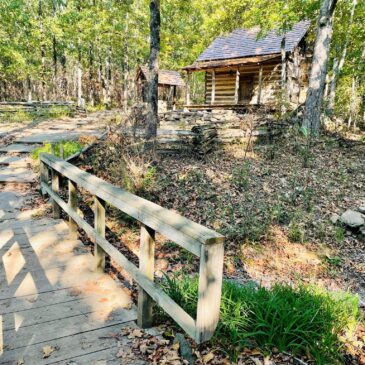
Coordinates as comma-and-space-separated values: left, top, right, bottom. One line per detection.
330, 213, 340, 224
174, 333, 194, 365
359, 205, 365, 214
340, 210, 365, 228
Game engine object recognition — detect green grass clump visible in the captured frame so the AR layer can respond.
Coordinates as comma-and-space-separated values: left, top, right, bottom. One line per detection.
31, 141, 84, 160
0, 108, 71, 124
161, 274, 360, 363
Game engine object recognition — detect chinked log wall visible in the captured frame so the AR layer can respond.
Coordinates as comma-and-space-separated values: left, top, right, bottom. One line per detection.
40, 153, 224, 343
205, 63, 282, 105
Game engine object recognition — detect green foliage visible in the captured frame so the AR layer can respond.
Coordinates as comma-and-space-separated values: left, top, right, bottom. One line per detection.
161, 273, 360, 363
0, 108, 70, 124
231, 161, 251, 189
31, 141, 84, 160
334, 226, 346, 243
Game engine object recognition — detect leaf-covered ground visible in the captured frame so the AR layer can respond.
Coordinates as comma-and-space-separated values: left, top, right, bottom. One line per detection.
77, 130, 365, 364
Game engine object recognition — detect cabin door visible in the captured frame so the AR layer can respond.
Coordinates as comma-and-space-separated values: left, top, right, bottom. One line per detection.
239, 75, 254, 103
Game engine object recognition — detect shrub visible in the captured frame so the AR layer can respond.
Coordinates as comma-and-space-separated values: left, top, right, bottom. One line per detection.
161, 274, 360, 363
231, 160, 251, 189
31, 141, 84, 160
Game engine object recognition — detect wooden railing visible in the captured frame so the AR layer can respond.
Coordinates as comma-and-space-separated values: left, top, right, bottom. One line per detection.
39, 153, 224, 343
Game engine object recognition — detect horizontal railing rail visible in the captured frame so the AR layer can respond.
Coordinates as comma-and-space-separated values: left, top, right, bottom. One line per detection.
39, 153, 224, 343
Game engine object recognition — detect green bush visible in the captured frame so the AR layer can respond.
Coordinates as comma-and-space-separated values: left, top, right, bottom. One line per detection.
231, 160, 251, 189
31, 141, 84, 160
161, 274, 360, 363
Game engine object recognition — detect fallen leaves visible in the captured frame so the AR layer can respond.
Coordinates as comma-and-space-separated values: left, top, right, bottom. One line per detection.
42, 345, 58, 358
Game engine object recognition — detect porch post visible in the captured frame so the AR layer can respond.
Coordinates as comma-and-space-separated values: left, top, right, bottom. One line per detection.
173, 85, 177, 110
257, 64, 263, 105
234, 69, 240, 104
186, 71, 191, 106
211, 70, 216, 105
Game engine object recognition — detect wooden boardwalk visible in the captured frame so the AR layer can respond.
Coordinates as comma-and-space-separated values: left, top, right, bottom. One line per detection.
0, 111, 139, 364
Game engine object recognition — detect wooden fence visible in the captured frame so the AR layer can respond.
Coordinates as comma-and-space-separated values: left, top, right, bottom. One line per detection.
0, 101, 77, 114
39, 153, 224, 343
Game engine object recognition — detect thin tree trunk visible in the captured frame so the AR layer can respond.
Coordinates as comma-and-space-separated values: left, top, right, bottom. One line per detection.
123, 13, 129, 111
145, 0, 160, 151
302, 0, 338, 135
88, 45, 94, 106
348, 76, 357, 129
281, 34, 287, 113
328, 0, 357, 112
52, 0, 58, 99
27, 77, 32, 102
39, 0, 47, 101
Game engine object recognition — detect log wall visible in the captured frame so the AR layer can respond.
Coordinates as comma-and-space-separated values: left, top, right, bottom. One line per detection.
204, 51, 310, 106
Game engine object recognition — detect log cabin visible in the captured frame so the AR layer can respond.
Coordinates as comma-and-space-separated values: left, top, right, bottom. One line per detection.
183, 20, 312, 109
136, 66, 185, 111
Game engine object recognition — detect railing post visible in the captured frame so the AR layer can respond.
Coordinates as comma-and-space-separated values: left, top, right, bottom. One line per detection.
68, 180, 78, 239
51, 169, 61, 219
60, 144, 64, 160
94, 196, 106, 270
137, 224, 155, 328
40, 158, 49, 183
195, 241, 224, 343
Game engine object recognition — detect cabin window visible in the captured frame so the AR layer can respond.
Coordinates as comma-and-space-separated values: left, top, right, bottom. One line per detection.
239, 74, 254, 103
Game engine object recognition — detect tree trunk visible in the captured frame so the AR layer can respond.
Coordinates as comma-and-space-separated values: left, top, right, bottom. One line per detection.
52, 0, 58, 99
77, 44, 83, 107
88, 45, 94, 106
145, 0, 160, 151
328, 0, 357, 112
280, 34, 287, 113
302, 0, 338, 135
348, 76, 357, 130
123, 13, 129, 111
39, 0, 47, 101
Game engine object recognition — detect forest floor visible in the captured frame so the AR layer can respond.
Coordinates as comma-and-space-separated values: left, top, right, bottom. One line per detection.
76, 126, 365, 364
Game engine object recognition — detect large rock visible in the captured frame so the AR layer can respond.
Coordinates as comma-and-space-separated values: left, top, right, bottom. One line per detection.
340, 210, 365, 228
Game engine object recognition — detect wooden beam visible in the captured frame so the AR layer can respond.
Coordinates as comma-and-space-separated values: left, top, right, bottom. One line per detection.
257, 64, 263, 105
40, 154, 224, 257
196, 242, 224, 343
183, 54, 281, 71
234, 69, 240, 104
68, 180, 78, 239
211, 70, 216, 105
51, 169, 60, 219
173, 85, 177, 111
137, 224, 155, 328
41, 182, 197, 341
186, 71, 191, 106
94, 196, 106, 270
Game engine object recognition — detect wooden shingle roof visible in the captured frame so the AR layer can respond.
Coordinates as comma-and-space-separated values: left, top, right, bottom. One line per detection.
196, 20, 310, 63
138, 66, 185, 87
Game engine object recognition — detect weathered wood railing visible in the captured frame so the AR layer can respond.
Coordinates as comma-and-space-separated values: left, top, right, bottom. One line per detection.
39, 153, 224, 343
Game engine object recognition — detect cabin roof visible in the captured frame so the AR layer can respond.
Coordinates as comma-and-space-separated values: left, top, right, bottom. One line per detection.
192, 20, 310, 66
137, 66, 185, 87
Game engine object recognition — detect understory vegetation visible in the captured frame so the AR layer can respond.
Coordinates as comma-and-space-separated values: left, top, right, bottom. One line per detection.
31, 141, 84, 160
0, 108, 72, 124
161, 273, 360, 363
77, 127, 365, 363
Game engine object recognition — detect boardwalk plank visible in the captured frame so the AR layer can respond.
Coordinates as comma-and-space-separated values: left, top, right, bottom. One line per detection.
0, 322, 136, 365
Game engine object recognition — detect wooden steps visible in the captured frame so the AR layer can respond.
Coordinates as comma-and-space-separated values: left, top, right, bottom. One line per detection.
0, 155, 31, 167
0, 166, 37, 183
0, 143, 39, 153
